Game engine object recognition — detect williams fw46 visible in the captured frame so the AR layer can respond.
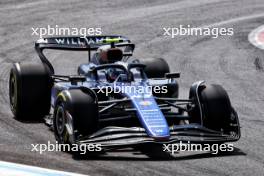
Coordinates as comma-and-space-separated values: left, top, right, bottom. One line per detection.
9, 36, 240, 155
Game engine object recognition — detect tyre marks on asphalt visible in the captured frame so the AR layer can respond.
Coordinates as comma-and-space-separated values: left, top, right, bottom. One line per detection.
0, 63, 11, 106
254, 57, 263, 71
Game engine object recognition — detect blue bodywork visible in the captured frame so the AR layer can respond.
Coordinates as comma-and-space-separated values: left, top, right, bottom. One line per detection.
51, 61, 175, 139
128, 91, 170, 139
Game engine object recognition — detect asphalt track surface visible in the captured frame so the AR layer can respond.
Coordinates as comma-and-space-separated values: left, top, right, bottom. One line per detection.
0, 0, 264, 175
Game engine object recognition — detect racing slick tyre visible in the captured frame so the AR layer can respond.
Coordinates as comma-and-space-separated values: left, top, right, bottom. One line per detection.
140, 58, 170, 78
189, 84, 234, 132
53, 89, 98, 145
9, 63, 52, 120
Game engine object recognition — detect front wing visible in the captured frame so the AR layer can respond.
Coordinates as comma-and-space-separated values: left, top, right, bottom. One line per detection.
77, 124, 240, 150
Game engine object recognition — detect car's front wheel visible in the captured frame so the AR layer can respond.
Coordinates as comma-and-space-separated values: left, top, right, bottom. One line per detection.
53, 89, 99, 145
189, 84, 239, 133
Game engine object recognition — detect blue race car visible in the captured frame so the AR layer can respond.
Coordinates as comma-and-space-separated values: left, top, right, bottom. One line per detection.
9, 36, 240, 152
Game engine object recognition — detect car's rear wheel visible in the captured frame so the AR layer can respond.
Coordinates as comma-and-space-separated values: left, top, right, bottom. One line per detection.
140, 58, 179, 98
140, 58, 170, 78
9, 63, 52, 120
53, 89, 99, 145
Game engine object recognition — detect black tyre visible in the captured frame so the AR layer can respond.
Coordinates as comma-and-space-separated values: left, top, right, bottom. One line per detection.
53, 89, 98, 144
140, 58, 170, 78
9, 63, 52, 120
189, 84, 233, 132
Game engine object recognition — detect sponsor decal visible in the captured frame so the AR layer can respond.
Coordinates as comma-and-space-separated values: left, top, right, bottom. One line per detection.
139, 100, 152, 106
37, 36, 126, 47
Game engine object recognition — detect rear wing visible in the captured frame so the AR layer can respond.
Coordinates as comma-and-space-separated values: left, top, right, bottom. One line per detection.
35, 36, 133, 74
35, 35, 131, 50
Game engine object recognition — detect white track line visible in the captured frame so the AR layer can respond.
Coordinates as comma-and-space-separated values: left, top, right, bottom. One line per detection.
0, 160, 88, 176
198, 13, 264, 50
203, 13, 264, 28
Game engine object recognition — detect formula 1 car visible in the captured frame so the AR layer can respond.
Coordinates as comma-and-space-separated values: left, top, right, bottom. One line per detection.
9, 35, 240, 152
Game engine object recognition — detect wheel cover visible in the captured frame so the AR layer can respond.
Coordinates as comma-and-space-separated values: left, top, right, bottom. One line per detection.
55, 106, 67, 142
9, 73, 17, 112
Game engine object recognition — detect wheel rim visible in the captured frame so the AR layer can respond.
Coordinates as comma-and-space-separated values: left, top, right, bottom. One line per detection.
9, 73, 17, 111
55, 106, 68, 143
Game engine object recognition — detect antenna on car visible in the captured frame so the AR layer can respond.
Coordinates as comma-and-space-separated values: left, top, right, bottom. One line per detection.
110, 42, 115, 48
81, 36, 91, 62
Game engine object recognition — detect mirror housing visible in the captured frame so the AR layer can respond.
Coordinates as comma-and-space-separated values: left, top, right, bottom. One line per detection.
165, 72, 181, 79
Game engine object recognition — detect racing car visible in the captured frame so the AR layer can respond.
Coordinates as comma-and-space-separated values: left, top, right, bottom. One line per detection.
9, 35, 240, 154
